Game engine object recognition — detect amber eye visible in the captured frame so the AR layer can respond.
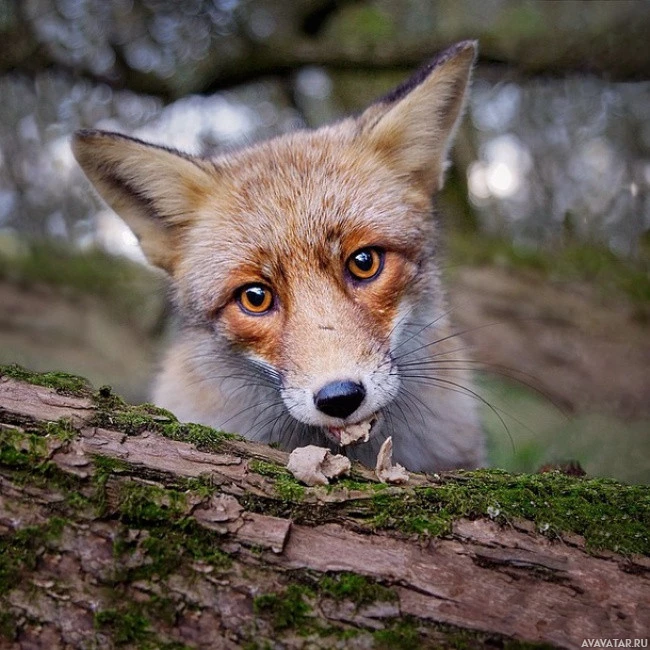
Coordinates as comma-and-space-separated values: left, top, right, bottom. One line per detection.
347, 247, 384, 281
237, 284, 274, 315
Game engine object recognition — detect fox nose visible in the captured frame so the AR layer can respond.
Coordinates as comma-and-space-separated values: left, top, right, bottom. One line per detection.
314, 380, 366, 419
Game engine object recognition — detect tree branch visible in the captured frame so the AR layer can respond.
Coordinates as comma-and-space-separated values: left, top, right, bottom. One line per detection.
2, 0, 649, 102
0, 367, 648, 648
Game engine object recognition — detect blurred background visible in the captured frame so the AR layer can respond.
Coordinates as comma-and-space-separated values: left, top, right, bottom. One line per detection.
0, 0, 648, 482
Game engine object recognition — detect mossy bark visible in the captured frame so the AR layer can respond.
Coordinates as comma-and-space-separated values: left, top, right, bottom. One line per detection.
0, 366, 648, 649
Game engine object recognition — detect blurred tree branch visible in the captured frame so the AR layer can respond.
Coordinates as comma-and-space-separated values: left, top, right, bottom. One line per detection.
2, 0, 649, 101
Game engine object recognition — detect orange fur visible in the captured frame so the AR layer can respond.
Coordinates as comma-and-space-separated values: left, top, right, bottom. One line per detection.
72, 41, 486, 472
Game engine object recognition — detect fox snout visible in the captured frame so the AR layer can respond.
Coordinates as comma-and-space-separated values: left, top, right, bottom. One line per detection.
313, 380, 366, 419
276, 302, 402, 438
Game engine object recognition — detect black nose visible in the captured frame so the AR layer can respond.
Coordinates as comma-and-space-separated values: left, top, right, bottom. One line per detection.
314, 380, 366, 419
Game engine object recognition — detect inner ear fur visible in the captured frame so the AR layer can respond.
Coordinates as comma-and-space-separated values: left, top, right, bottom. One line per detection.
72, 130, 212, 272
358, 40, 477, 193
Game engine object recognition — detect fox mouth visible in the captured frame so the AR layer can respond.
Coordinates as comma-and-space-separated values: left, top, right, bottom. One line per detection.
326, 415, 378, 446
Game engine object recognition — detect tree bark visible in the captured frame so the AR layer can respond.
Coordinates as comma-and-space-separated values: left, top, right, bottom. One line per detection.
0, 369, 648, 649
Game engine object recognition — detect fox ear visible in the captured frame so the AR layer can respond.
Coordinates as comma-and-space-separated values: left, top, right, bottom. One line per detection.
72, 130, 212, 272
358, 40, 476, 193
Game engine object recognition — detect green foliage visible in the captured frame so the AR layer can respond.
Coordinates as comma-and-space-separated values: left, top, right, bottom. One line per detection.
448, 232, 650, 310
328, 5, 395, 47
480, 375, 650, 484
0, 242, 164, 327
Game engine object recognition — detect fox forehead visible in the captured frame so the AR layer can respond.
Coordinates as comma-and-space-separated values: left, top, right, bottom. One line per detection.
177, 125, 433, 305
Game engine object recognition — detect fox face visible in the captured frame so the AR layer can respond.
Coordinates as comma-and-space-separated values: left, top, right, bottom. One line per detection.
73, 41, 486, 471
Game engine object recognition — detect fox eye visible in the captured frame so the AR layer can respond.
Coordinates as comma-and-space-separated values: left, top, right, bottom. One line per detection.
347, 247, 384, 281
237, 284, 274, 315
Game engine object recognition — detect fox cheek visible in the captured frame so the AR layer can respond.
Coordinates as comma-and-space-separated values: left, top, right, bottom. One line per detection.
217, 304, 285, 371
351, 254, 418, 345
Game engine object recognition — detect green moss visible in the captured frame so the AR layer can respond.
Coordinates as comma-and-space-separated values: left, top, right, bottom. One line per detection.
93, 598, 189, 648
179, 474, 217, 499
111, 482, 231, 581
44, 417, 77, 442
374, 619, 422, 650
366, 470, 649, 554
240, 470, 648, 555
0, 428, 40, 469
1, 425, 231, 582
92, 388, 242, 451
248, 460, 307, 501
253, 584, 314, 631
0, 611, 17, 641
92, 455, 131, 514
0, 363, 89, 395
0, 428, 89, 504
118, 482, 187, 524
242, 643, 270, 650
93, 454, 131, 480
249, 459, 287, 478
111, 518, 231, 583
2, 370, 648, 558
0, 517, 66, 594
1, 426, 232, 583
94, 608, 151, 645
319, 572, 396, 605
373, 617, 557, 650
274, 475, 306, 501
250, 571, 396, 638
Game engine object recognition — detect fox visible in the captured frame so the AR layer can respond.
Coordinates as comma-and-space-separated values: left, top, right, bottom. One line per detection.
72, 40, 486, 472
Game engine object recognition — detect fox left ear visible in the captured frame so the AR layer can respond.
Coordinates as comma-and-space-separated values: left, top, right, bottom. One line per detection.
72, 130, 214, 273
358, 40, 477, 193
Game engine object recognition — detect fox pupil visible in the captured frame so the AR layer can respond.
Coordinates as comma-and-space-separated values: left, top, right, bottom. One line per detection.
246, 287, 266, 306
354, 250, 373, 271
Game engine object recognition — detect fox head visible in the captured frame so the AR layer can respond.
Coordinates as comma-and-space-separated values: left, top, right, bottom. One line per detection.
72, 42, 478, 459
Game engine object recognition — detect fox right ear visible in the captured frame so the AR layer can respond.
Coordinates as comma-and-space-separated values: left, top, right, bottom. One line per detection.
72, 130, 212, 273
358, 41, 476, 193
